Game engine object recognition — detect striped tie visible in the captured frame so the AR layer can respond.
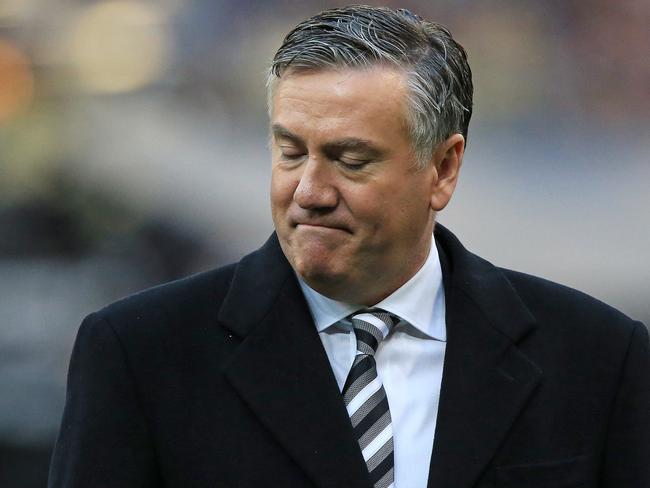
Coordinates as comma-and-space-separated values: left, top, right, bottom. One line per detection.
343, 309, 395, 488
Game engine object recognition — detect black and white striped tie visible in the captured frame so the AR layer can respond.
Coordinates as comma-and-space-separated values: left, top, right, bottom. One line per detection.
343, 309, 395, 488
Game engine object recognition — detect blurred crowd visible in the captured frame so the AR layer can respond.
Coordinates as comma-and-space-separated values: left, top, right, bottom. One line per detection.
1, 0, 648, 486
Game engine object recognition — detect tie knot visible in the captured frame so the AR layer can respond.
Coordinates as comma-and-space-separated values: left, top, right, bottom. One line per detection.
350, 309, 395, 357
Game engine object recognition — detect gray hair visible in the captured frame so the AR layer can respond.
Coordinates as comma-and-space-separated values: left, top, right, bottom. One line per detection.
267, 5, 473, 168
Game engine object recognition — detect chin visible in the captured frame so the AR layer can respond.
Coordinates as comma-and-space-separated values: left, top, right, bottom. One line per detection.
292, 255, 347, 291
294, 257, 337, 283
280, 233, 351, 287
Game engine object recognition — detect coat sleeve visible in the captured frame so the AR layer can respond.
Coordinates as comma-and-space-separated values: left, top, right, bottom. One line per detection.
48, 312, 159, 487
601, 321, 650, 487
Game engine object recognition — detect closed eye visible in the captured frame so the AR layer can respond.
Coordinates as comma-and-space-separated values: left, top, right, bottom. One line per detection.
339, 158, 371, 170
279, 146, 306, 161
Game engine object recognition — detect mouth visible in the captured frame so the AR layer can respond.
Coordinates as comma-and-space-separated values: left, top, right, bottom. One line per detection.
294, 222, 352, 234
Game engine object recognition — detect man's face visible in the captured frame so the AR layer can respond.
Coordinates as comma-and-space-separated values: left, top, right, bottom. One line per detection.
270, 67, 441, 305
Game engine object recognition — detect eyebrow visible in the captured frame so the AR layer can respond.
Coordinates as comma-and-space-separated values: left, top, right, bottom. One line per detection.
271, 124, 305, 145
271, 124, 384, 158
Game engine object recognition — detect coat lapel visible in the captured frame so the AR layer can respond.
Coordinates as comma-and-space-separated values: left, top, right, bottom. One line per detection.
218, 235, 371, 488
217, 228, 543, 488
428, 226, 543, 488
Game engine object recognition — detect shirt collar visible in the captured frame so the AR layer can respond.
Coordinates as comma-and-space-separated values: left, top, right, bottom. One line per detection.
297, 238, 446, 341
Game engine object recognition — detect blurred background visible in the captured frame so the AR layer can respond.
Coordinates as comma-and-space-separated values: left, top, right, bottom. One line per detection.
0, 0, 648, 485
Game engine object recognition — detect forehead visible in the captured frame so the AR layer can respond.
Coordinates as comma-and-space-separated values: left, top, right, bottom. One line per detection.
271, 67, 410, 143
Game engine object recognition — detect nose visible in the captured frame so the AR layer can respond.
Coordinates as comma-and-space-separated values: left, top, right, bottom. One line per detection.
293, 158, 339, 210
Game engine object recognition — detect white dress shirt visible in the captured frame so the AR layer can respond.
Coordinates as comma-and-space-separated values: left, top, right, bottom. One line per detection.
298, 241, 446, 488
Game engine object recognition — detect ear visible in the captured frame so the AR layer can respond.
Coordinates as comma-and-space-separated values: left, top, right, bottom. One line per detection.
429, 133, 465, 211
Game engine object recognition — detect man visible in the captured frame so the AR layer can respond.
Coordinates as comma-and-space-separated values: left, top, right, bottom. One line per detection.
49, 6, 649, 488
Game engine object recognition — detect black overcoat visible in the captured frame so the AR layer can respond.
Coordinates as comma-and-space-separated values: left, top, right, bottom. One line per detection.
48, 225, 650, 487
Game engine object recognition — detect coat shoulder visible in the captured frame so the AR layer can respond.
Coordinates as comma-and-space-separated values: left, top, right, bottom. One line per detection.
90, 262, 239, 341
500, 267, 643, 340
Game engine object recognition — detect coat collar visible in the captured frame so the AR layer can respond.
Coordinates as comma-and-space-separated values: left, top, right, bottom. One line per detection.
218, 233, 372, 488
428, 224, 541, 487
218, 226, 542, 488
218, 233, 292, 338
435, 223, 537, 343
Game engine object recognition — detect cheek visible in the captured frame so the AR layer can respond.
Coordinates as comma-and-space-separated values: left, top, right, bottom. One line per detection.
270, 172, 297, 211
384, 187, 432, 234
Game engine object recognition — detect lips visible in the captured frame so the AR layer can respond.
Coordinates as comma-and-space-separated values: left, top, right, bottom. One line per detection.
292, 219, 352, 234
